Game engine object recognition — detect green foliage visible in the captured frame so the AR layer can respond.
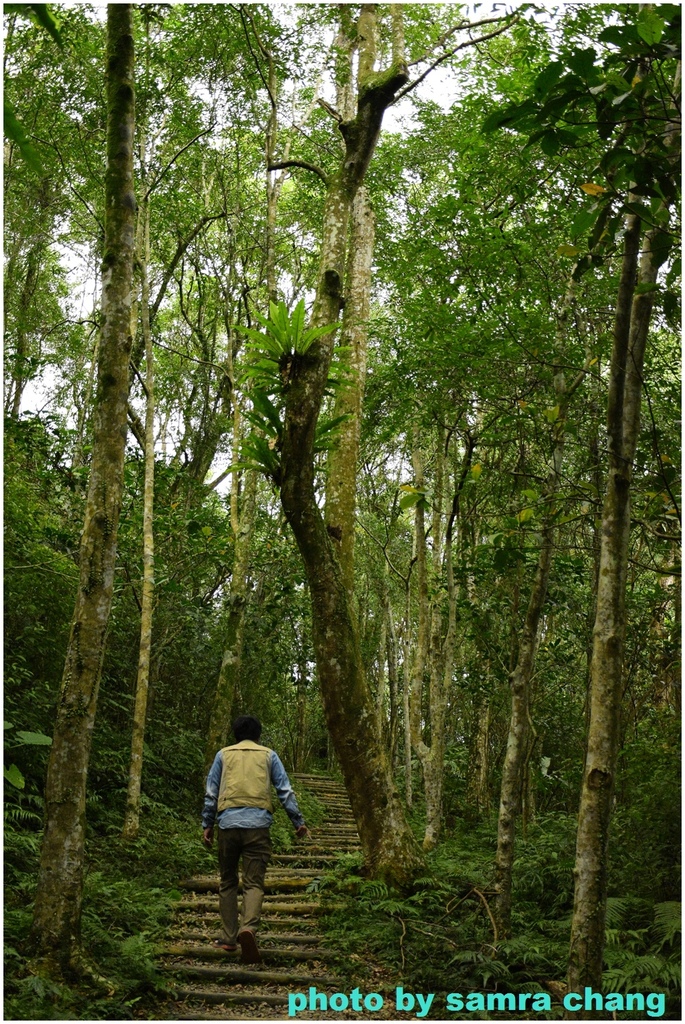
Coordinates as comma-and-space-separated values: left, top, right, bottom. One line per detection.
4, 5, 63, 171
4, 804, 205, 1020
320, 812, 680, 1017
236, 301, 349, 480
482, 4, 680, 286
3, 5, 680, 1017
6, 4, 63, 47
242, 299, 338, 366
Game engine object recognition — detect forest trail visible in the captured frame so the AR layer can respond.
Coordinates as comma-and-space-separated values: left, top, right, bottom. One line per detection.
157, 774, 359, 1020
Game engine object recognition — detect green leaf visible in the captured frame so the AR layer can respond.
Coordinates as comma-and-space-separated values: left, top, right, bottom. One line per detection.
533, 61, 564, 99
400, 491, 424, 511
566, 47, 598, 80
539, 130, 561, 157
290, 299, 305, 347
637, 8, 665, 46
482, 107, 515, 133
299, 321, 339, 354
633, 282, 659, 296
16, 730, 53, 745
315, 413, 350, 439
3, 100, 44, 173
482, 99, 538, 134
251, 389, 283, 436
5, 4, 63, 47
557, 244, 581, 257
598, 24, 638, 48
516, 507, 534, 523
4, 764, 25, 789
650, 230, 673, 270
570, 208, 598, 240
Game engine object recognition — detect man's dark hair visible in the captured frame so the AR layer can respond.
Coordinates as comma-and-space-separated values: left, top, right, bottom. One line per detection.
233, 715, 262, 743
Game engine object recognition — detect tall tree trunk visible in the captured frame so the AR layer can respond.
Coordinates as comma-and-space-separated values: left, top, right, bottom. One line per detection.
205, 468, 257, 768
8, 246, 40, 418
375, 594, 388, 741
278, 5, 422, 886
122, 194, 155, 841
325, 186, 375, 593
410, 428, 468, 849
294, 657, 308, 772
493, 524, 554, 939
408, 438, 431, 785
402, 582, 413, 808
567, 217, 660, 996
469, 697, 491, 814
423, 508, 457, 850
31, 5, 135, 970
385, 592, 400, 768
494, 283, 583, 939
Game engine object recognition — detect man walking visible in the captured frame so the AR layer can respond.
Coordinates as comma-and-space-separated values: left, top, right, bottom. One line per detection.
202, 715, 308, 963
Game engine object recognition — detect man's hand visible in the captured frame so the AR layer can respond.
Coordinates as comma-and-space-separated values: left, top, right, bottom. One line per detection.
203, 826, 214, 848
295, 824, 309, 839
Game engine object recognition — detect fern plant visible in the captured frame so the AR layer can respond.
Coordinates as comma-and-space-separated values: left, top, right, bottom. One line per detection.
235, 300, 350, 482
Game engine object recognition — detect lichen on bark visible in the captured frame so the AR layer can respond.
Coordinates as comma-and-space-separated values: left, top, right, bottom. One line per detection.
31, 4, 136, 971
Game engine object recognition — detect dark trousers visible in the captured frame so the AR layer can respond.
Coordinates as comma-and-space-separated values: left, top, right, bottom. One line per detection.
217, 827, 271, 943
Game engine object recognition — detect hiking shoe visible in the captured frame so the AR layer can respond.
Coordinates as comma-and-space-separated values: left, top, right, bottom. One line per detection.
214, 939, 238, 952
238, 927, 261, 964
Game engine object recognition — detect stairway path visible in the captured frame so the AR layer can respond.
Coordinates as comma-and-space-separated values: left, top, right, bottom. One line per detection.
157, 774, 361, 1020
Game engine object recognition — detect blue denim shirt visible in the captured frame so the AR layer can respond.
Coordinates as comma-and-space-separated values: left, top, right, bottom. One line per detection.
202, 748, 304, 831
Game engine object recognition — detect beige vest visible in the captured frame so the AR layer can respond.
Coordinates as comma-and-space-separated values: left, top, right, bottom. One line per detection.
217, 740, 273, 813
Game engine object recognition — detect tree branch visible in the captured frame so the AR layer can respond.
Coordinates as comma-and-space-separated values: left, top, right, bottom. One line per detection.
358, 518, 409, 586
268, 159, 329, 185
393, 21, 516, 105
143, 126, 215, 200
127, 403, 146, 451
150, 213, 226, 320
204, 464, 233, 492
408, 14, 512, 67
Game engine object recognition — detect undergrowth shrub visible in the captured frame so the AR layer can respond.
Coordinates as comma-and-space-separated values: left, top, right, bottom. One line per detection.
3, 803, 203, 1020
319, 811, 681, 1020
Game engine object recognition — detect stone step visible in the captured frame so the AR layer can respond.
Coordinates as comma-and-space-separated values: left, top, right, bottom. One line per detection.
174, 914, 319, 930
171, 930, 325, 946
172, 987, 289, 1008
271, 854, 341, 864
179, 874, 323, 895
299, 792, 348, 800
300, 791, 348, 798
162, 942, 334, 962
291, 774, 345, 783
313, 823, 360, 831
309, 836, 358, 843
163, 964, 339, 986
178, 898, 328, 915
296, 788, 348, 797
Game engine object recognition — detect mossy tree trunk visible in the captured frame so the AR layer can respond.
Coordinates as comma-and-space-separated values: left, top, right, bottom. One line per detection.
31, 4, 135, 971
278, 4, 423, 887
494, 284, 586, 940
410, 427, 471, 850
325, 185, 375, 593
205, 468, 257, 768
567, 218, 660, 998
122, 190, 154, 842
